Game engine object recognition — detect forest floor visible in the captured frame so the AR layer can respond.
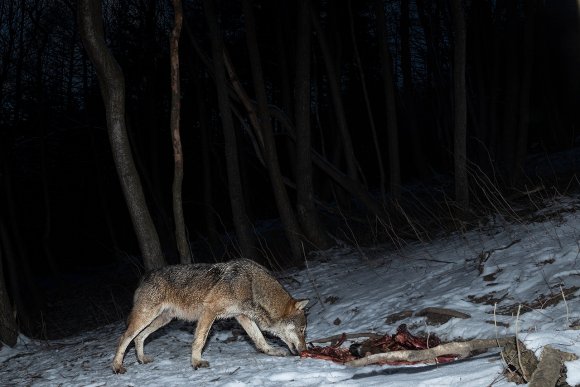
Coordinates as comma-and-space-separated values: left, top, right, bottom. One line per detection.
2, 195, 580, 386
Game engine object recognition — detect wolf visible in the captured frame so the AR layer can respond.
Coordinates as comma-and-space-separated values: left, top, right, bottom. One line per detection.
112, 258, 308, 373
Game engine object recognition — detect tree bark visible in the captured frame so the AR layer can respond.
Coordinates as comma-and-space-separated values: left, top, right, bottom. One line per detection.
294, 0, 332, 250
170, 0, 191, 264
451, 0, 469, 209
374, 1, 401, 199
77, 0, 166, 270
242, 0, 304, 261
203, 0, 257, 259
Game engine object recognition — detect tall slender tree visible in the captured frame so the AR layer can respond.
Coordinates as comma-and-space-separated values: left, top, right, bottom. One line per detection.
193, 60, 220, 251
514, 0, 537, 183
451, 0, 469, 209
295, 0, 332, 250
77, 0, 166, 270
242, 0, 304, 261
169, 0, 191, 264
374, 0, 401, 199
400, 0, 426, 176
202, 0, 257, 259
0, 217, 18, 347
310, 3, 360, 183
501, 0, 520, 182
348, 0, 386, 202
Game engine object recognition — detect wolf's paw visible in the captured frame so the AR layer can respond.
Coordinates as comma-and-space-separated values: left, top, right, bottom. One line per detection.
112, 363, 127, 374
265, 347, 288, 357
138, 355, 154, 364
192, 359, 210, 369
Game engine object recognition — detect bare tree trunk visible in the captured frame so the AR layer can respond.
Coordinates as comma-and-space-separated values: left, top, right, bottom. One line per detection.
514, 0, 537, 183
399, 0, 426, 177
499, 0, 520, 182
275, 0, 296, 180
374, 1, 401, 199
0, 0, 16, 96
488, 28, 501, 163
1, 149, 38, 331
0, 218, 18, 347
82, 53, 120, 253
40, 114, 56, 274
77, 0, 166, 270
139, 0, 173, 253
13, 0, 25, 123
170, 0, 191, 264
294, 0, 332, 250
400, 0, 412, 92
348, 0, 385, 202
275, 0, 292, 119
468, 1, 491, 169
451, 0, 469, 209
242, 0, 304, 261
32, 38, 58, 274
310, 4, 359, 182
89, 128, 120, 253
203, 0, 256, 259
65, 28, 77, 112
194, 67, 220, 252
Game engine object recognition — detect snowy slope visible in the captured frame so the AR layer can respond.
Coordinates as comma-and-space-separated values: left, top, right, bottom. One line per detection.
1, 197, 580, 386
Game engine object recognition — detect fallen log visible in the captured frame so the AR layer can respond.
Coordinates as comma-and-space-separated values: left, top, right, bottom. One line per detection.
346, 337, 515, 367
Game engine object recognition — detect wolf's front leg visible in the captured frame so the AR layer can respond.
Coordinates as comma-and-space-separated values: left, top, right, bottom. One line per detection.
236, 315, 287, 357
191, 312, 216, 369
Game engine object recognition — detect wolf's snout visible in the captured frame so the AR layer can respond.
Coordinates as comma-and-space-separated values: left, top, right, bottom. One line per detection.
293, 339, 306, 354
298, 342, 306, 352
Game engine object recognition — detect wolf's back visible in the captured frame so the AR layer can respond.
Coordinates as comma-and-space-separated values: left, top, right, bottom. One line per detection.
134, 259, 281, 306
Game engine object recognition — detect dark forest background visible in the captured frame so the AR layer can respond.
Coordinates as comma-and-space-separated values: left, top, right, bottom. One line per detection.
0, 0, 579, 342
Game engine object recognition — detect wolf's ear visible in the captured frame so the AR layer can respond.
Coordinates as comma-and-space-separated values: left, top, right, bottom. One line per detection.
295, 299, 309, 310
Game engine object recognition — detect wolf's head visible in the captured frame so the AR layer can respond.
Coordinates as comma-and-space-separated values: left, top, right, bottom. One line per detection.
270, 299, 309, 354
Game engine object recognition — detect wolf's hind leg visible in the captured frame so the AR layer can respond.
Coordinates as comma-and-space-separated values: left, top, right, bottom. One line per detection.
112, 307, 162, 374
236, 315, 287, 357
134, 311, 172, 364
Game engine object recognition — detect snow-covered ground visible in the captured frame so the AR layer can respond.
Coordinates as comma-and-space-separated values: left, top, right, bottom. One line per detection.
2, 196, 580, 386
